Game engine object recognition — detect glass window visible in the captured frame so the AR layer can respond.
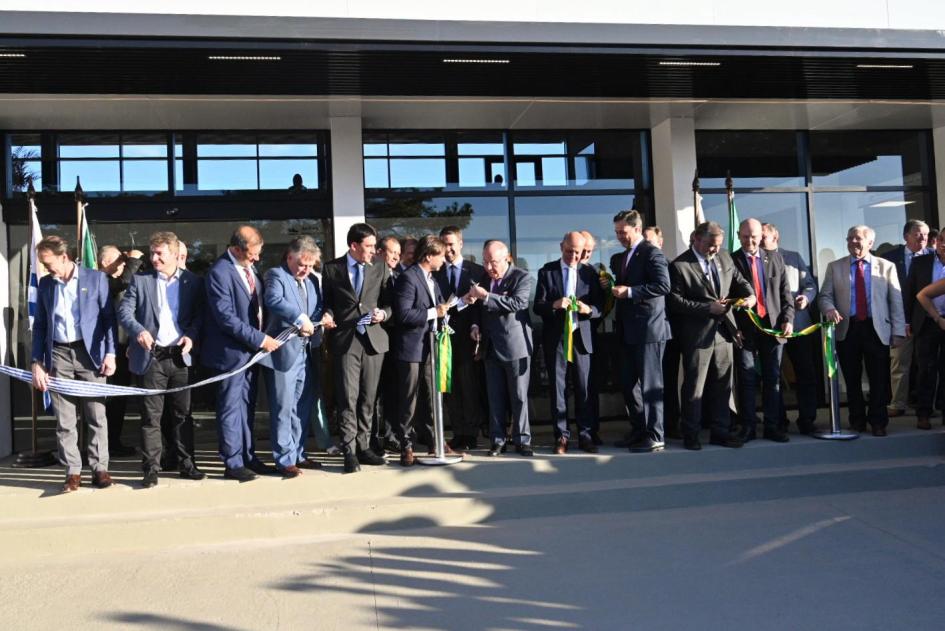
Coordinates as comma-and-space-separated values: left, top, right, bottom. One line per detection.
811, 131, 930, 188
123, 161, 168, 192
365, 196, 510, 264
197, 160, 257, 191
457, 133, 506, 189
389, 159, 446, 188
811, 191, 930, 279
696, 131, 804, 188
10, 133, 42, 193
512, 132, 639, 189
363, 133, 448, 190
59, 133, 120, 159
700, 192, 811, 264
194, 132, 322, 191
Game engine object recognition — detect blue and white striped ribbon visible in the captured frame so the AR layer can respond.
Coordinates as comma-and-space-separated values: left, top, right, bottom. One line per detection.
1, 328, 298, 398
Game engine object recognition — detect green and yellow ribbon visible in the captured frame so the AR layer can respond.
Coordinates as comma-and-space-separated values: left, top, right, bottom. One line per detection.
822, 321, 838, 379
563, 295, 579, 363
598, 264, 615, 317
435, 323, 454, 393
731, 298, 822, 338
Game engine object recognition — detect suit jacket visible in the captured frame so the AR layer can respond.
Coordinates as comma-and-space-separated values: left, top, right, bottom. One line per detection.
199, 253, 266, 372
321, 255, 392, 355
118, 269, 204, 375
608, 240, 672, 345
817, 254, 906, 344
882, 244, 932, 291
779, 248, 817, 329
260, 264, 323, 372
479, 266, 534, 362
107, 256, 145, 346
393, 264, 445, 363
434, 259, 486, 358
732, 247, 794, 346
666, 249, 753, 350
533, 260, 601, 353
31, 265, 117, 371
902, 253, 939, 336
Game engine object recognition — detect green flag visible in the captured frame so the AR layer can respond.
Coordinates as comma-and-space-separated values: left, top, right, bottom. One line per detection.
78, 204, 97, 270
726, 189, 739, 252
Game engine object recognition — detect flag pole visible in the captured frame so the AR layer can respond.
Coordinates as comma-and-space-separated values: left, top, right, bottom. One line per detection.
74, 177, 83, 266
417, 314, 463, 466
813, 322, 858, 441
13, 182, 57, 468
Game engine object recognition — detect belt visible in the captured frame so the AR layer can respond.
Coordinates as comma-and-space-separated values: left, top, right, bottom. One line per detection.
152, 345, 182, 360
53, 340, 84, 349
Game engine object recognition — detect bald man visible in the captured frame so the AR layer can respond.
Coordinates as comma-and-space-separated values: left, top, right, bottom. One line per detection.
535, 232, 602, 453
466, 241, 535, 457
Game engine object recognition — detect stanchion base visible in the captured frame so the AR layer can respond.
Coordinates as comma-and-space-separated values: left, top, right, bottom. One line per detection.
416, 455, 465, 466
812, 430, 859, 441
11, 450, 58, 468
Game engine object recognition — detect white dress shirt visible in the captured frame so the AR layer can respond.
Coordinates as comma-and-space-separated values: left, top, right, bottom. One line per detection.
53, 271, 81, 343
154, 269, 183, 347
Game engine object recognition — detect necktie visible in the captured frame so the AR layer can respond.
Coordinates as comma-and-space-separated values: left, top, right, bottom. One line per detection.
297, 278, 307, 307
622, 249, 632, 280
353, 263, 363, 297
709, 260, 721, 296
491, 278, 499, 293
243, 266, 261, 329
243, 266, 255, 294
449, 265, 458, 294
855, 259, 868, 321
750, 255, 767, 319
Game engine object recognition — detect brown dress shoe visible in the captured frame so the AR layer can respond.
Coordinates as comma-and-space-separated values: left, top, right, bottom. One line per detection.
400, 448, 415, 467
279, 465, 302, 479
917, 417, 932, 430
887, 407, 905, 418
62, 474, 81, 493
296, 458, 323, 470
91, 471, 113, 489
554, 438, 568, 455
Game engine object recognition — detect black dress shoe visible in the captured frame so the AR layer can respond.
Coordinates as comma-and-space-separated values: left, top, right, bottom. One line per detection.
578, 436, 598, 454
383, 438, 403, 454
224, 467, 257, 482
142, 470, 159, 488
737, 427, 757, 443
763, 428, 790, 443
630, 438, 665, 453
160, 458, 179, 472
871, 426, 888, 437
247, 460, 278, 476
683, 436, 702, 451
515, 444, 534, 457
179, 466, 207, 480
488, 442, 504, 457
590, 430, 603, 446
797, 422, 818, 435
357, 449, 387, 466
343, 453, 361, 473
709, 435, 744, 448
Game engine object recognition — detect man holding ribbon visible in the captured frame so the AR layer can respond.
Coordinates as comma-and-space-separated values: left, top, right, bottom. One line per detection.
322, 222, 392, 474
535, 231, 602, 454
732, 218, 795, 444
201, 226, 281, 482
610, 211, 672, 453
819, 225, 906, 436
118, 231, 206, 488
260, 236, 334, 478
393, 235, 453, 466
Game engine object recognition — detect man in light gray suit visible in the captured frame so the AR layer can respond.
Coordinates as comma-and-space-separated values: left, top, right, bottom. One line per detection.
119, 231, 206, 487
465, 240, 534, 457
260, 236, 333, 478
762, 223, 819, 434
819, 225, 906, 436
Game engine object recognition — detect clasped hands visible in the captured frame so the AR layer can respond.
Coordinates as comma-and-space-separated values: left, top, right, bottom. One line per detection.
553, 296, 591, 315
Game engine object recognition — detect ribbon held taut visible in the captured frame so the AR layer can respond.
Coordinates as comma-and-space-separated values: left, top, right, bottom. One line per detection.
563, 295, 579, 363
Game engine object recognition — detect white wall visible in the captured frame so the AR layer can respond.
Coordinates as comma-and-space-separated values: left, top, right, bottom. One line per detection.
4, 1, 945, 31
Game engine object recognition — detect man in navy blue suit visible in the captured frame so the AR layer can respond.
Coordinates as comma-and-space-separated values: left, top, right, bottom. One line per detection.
31, 235, 118, 493
118, 231, 206, 487
535, 231, 602, 454
201, 226, 281, 482
260, 236, 334, 478
610, 210, 672, 453
393, 235, 452, 466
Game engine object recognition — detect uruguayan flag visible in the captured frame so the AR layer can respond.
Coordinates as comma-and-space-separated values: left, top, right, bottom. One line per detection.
27, 199, 52, 410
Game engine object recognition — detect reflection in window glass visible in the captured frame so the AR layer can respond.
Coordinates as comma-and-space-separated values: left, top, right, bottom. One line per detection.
516, 162, 536, 187
59, 161, 120, 192
197, 143, 256, 158
59, 134, 120, 158
700, 193, 811, 265
122, 134, 168, 158
541, 157, 568, 186
458, 158, 486, 188
11, 134, 42, 192
811, 191, 928, 279
389, 143, 445, 157
197, 160, 257, 190
175, 159, 183, 192
458, 143, 504, 155
389, 159, 446, 188
123, 161, 169, 192
364, 159, 390, 188
811, 131, 929, 188
696, 131, 804, 188
514, 141, 566, 156
260, 159, 318, 190
258, 143, 318, 157
363, 144, 388, 157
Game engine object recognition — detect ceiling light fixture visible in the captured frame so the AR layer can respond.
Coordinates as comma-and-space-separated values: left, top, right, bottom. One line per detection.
0, 53, 26, 58
856, 64, 913, 69
659, 61, 721, 67
442, 58, 510, 64
208, 55, 282, 61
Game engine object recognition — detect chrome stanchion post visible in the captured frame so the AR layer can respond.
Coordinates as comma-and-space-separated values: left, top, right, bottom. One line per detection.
813, 321, 858, 440
417, 314, 463, 466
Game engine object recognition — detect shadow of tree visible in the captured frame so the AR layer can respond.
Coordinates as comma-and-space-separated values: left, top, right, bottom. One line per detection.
102, 612, 247, 630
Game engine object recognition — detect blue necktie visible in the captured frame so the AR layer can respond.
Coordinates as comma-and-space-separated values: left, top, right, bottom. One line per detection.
353, 263, 363, 297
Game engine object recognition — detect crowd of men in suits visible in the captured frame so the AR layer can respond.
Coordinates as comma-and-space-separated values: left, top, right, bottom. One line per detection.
28, 213, 939, 493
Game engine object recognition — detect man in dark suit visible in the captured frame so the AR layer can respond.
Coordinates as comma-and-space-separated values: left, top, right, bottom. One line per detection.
903, 236, 945, 429
610, 211, 672, 453
31, 236, 118, 493
881, 219, 931, 416
118, 231, 206, 487
435, 226, 487, 450
534, 231, 601, 453
732, 218, 795, 443
466, 240, 535, 457
322, 222, 392, 473
667, 221, 755, 450
393, 235, 454, 465
372, 235, 403, 455
260, 236, 332, 478
201, 226, 281, 482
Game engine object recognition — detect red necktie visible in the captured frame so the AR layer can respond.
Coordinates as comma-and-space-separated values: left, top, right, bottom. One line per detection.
855, 259, 867, 321
243, 267, 261, 329
750, 255, 767, 319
